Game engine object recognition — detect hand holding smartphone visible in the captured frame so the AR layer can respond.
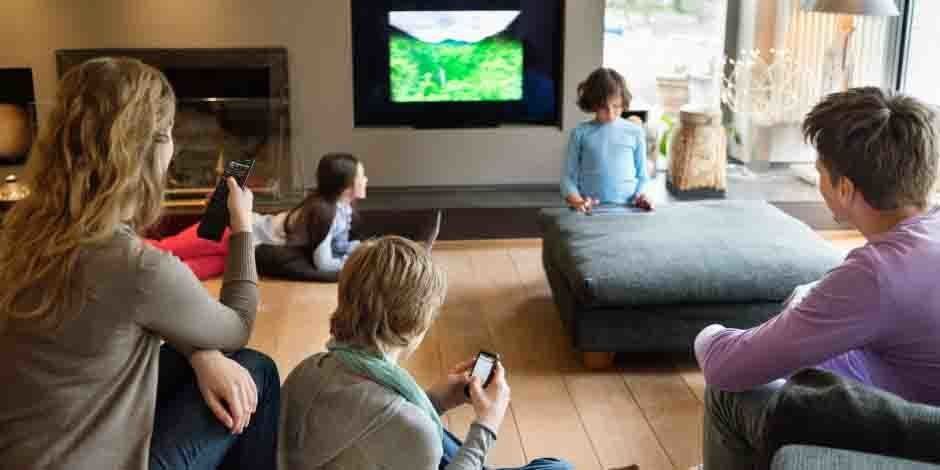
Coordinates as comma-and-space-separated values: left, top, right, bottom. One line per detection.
464, 350, 499, 398
464, 350, 510, 433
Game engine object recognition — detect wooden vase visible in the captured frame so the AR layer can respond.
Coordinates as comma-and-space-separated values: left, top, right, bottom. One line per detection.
667, 106, 726, 196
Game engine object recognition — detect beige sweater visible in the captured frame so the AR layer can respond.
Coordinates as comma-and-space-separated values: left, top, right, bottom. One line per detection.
0, 226, 258, 470
280, 352, 496, 470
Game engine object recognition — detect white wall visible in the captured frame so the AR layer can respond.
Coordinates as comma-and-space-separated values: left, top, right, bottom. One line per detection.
0, 0, 604, 188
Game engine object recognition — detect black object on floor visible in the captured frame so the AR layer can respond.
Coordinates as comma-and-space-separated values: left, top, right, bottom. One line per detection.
255, 244, 338, 282
425, 209, 442, 250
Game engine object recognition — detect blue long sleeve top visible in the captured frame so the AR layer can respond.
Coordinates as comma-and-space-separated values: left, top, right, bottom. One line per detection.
560, 118, 648, 204
312, 202, 358, 273
252, 202, 358, 273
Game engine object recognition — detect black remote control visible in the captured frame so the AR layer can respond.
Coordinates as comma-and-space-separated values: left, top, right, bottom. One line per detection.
197, 159, 255, 241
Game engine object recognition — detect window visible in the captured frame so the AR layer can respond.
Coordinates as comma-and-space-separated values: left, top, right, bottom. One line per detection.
603, 0, 729, 115
901, 0, 940, 105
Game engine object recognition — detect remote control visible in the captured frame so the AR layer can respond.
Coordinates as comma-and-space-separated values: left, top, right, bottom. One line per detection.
197, 159, 255, 241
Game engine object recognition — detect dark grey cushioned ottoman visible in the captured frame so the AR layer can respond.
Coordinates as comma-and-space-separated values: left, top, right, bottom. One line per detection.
539, 201, 844, 354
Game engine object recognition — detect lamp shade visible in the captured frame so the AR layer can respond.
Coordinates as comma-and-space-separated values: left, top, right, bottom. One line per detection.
800, 0, 900, 15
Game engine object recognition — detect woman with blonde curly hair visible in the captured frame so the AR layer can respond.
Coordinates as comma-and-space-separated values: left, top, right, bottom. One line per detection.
0, 57, 279, 470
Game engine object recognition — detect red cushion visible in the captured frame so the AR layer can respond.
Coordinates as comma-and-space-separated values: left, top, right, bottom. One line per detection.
147, 223, 231, 280
179, 255, 227, 280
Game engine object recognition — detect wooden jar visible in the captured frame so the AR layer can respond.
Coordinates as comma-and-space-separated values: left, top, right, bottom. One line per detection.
667, 105, 726, 197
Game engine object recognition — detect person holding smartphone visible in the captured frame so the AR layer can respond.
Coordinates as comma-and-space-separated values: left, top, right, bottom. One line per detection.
279, 236, 571, 470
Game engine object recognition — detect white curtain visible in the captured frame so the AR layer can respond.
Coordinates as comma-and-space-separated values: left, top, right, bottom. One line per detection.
776, 0, 891, 123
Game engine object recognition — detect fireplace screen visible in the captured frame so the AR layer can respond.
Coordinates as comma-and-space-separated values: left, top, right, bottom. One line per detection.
167, 97, 287, 202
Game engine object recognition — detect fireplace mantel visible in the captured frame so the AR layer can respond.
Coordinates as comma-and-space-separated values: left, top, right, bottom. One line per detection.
55, 48, 288, 99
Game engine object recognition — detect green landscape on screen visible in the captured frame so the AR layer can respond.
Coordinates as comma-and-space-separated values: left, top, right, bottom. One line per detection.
389, 33, 523, 102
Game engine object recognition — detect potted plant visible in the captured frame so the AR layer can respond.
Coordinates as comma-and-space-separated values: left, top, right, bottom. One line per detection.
656, 113, 676, 172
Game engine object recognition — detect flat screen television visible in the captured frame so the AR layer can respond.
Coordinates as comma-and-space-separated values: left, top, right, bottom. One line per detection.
352, 0, 564, 129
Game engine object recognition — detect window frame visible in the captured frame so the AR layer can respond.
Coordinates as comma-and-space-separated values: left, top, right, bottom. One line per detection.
891, 0, 915, 92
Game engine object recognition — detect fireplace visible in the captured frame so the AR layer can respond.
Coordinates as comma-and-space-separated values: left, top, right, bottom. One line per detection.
55, 48, 291, 205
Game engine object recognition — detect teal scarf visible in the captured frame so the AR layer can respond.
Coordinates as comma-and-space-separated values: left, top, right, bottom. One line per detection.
327, 340, 444, 444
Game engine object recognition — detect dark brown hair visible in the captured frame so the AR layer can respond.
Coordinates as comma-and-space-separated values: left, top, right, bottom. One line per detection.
286, 153, 360, 259
577, 68, 632, 113
803, 87, 939, 210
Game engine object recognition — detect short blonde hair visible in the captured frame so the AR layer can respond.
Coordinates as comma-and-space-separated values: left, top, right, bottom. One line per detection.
330, 236, 447, 353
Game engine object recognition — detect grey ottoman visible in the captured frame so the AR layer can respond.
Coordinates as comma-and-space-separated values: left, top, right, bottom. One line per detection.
539, 201, 843, 366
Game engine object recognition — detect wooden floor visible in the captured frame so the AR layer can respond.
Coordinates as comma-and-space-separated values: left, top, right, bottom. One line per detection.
205, 231, 865, 470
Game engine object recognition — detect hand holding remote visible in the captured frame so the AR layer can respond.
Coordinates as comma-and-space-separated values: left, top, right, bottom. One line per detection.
197, 159, 255, 241
226, 177, 254, 233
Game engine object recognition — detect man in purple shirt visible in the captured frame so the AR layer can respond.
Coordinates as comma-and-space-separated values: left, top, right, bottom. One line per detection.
693, 87, 940, 470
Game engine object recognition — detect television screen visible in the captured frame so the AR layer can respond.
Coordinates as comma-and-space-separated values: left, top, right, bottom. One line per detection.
352, 0, 564, 129
388, 10, 523, 103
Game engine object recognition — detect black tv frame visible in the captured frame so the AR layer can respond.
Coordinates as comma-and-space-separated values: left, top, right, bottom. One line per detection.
351, 0, 564, 129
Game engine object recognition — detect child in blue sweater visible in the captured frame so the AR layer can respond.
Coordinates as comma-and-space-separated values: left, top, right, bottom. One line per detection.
561, 68, 652, 213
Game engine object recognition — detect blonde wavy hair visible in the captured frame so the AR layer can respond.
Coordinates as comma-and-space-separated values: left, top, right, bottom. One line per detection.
330, 236, 447, 354
0, 57, 176, 332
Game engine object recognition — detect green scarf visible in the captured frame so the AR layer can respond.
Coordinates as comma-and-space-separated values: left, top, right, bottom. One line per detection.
327, 340, 444, 444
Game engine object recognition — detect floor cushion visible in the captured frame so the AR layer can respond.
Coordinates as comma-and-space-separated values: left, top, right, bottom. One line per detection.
539, 201, 844, 353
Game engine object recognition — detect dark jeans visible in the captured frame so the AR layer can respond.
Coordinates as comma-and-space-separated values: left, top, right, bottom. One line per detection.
149, 345, 280, 470
440, 428, 573, 470
703, 380, 785, 470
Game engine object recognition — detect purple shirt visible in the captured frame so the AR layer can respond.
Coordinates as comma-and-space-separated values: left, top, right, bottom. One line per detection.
695, 207, 940, 406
